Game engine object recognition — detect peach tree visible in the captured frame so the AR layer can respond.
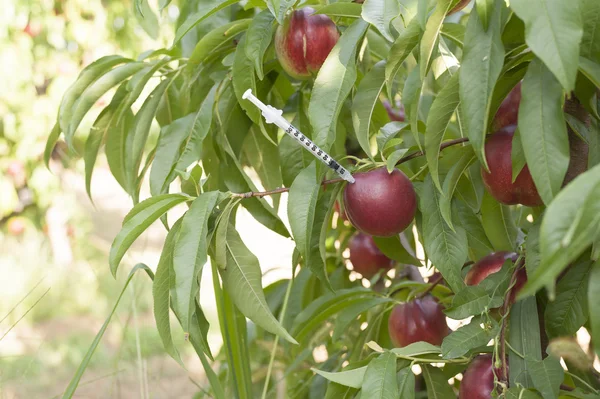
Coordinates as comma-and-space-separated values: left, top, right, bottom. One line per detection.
48, 0, 600, 397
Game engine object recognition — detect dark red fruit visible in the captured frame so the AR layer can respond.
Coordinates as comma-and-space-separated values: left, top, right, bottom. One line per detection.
482, 123, 589, 206
343, 168, 417, 237
382, 99, 405, 122
465, 252, 516, 286
274, 7, 340, 80
481, 125, 543, 206
459, 354, 495, 399
388, 296, 449, 347
466, 252, 526, 305
492, 82, 521, 131
448, 0, 471, 15
348, 233, 393, 279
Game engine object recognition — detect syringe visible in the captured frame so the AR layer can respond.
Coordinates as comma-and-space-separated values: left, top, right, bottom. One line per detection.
242, 89, 355, 184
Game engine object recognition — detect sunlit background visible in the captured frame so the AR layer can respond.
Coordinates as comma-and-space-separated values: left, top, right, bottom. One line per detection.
0, 1, 297, 397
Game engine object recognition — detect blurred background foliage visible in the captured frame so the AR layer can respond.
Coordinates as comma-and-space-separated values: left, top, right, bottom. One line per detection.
0, 0, 247, 397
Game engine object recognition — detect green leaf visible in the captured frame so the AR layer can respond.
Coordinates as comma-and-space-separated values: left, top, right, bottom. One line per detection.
545, 259, 591, 338
391, 341, 443, 357
44, 123, 60, 169
219, 226, 297, 344
525, 217, 542, 276
134, 0, 159, 40
397, 368, 415, 399
152, 219, 183, 365
511, 127, 527, 182
332, 297, 394, 341
244, 10, 275, 80
62, 264, 153, 399
58, 55, 128, 143
420, 0, 453, 79
476, 0, 494, 31
362, 0, 400, 41
106, 110, 135, 194
440, 23, 465, 48
581, 0, 600, 63
172, 192, 222, 333
519, 164, 600, 297
245, 15, 275, 80
526, 356, 564, 399
292, 288, 374, 342
127, 79, 170, 192
386, 149, 410, 172
372, 235, 420, 264
243, 126, 283, 208
362, 352, 399, 399
385, 19, 421, 88
445, 286, 503, 320
288, 163, 329, 285
188, 19, 251, 68
353, 60, 387, 158
459, 0, 504, 169
439, 151, 476, 228
67, 62, 146, 146
480, 191, 518, 251
311, 366, 367, 389
232, 36, 263, 127
518, 58, 570, 205
109, 194, 190, 276
266, 0, 295, 24
579, 56, 600, 89
510, 0, 583, 92
377, 121, 409, 151
456, 200, 495, 260
441, 316, 499, 359
420, 175, 468, 292
422, 365, 456, 399
173, 0, 238, 44
509, 297, 542, 388
85, 89, 125, 200
425, 72, 461, 191
219, 134, 289, 238
314, 3, 363, 18
310, 19, 369, 152
589, 260, 600, 359
403, 67, 424, 150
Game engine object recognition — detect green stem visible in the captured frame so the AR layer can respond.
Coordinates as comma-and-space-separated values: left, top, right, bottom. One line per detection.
261, 273, 295, 399
565, 371, 600, 394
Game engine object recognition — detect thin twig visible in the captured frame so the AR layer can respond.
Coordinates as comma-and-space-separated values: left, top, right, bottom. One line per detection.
416, 274, 444, 299
231, 137, 470, 198
497, 258, 525, 385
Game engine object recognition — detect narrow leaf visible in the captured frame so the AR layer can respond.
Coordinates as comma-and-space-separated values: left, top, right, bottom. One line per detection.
420, 175, 468, 292
312, 366, 367, 389
134, 0, 159, 40
173, 0, 238, 44
385, 19, 421, 87
445, 286, 502, 320
314, 3, 363, 18
188, 19, 252, 68
589, 260, 600, 359
425, 72, 461, 190
44, 123, 60, 169
362, 352, 399, 399
526, 356, 564, 399
310, 19, 368, 152
511, 0, 583, 92
361, 0, 400, 42
459, 0, 504, 169
422, 365, 456, 399
420, 0, 453, 79
109, 194, 189, 276
353, 60, 387, 158
509, 297, 541, 388
580, 0, 600, 63
173, 192, 222, 333
441, 316, 499, 359
519, 57, 570, 205
397, 368, 415, 399
245, 10, 275, 80
480, 191, 518, 251
219, 227, 297, 344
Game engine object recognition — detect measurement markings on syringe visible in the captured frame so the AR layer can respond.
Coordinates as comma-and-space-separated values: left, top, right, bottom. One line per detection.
286, 125, 347, 174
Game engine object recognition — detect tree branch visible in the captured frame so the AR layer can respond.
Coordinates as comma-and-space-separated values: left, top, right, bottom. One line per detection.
231, 137, 470, 199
